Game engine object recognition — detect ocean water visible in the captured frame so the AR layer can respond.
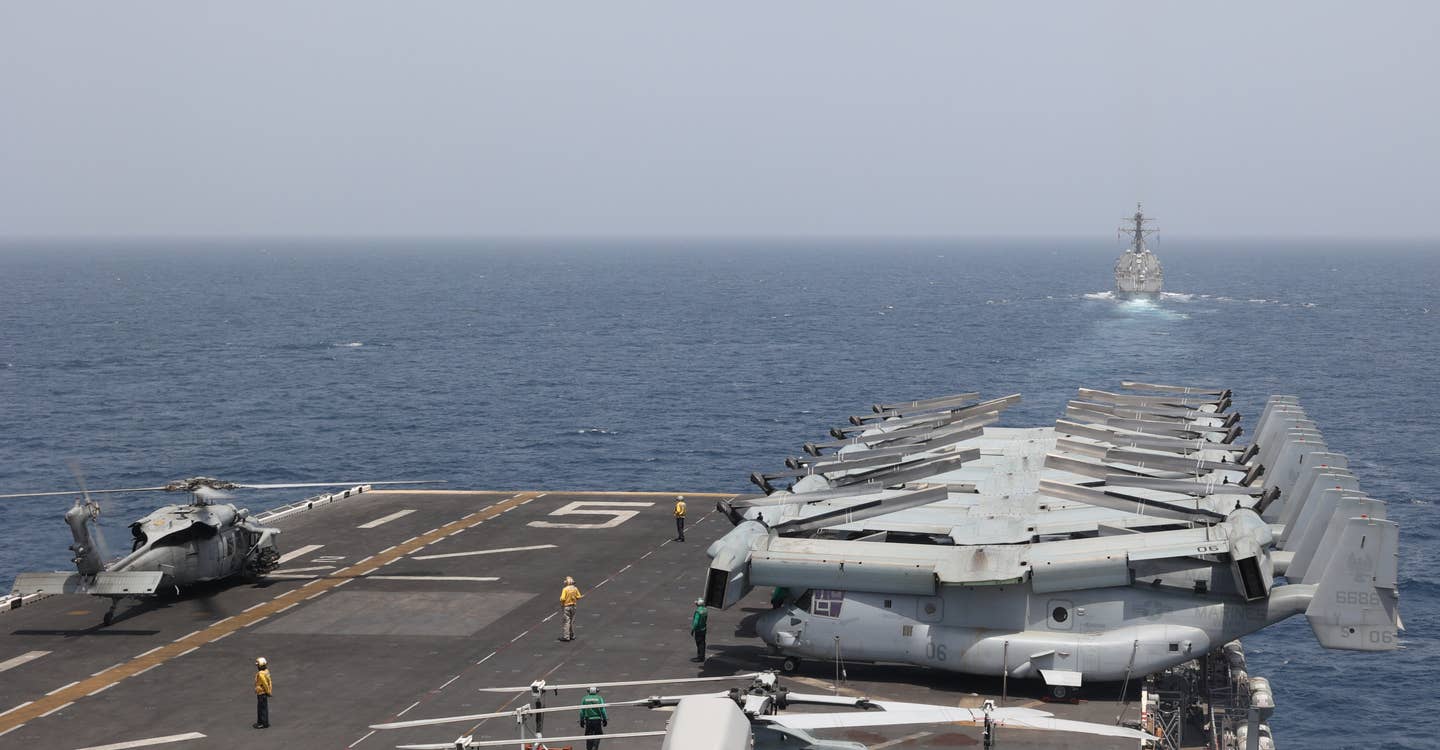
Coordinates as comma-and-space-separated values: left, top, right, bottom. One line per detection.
0, 239, 1435, 748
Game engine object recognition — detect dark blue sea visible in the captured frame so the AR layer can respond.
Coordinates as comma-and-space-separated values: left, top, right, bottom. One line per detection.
1, 239, 1435, 748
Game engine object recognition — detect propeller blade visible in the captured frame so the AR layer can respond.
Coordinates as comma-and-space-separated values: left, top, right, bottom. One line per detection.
1120, 380, 1229, 397
1038, 479, 1228, 522
371, 693, 728, 730
397, 731, 668, 750
477, 672, 762, 693
771, 485, 951, 535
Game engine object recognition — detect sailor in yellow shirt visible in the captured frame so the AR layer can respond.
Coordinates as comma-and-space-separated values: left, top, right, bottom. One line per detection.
559, 576, 583, 641
253, 656, 272, 729
674, 495, 687, 542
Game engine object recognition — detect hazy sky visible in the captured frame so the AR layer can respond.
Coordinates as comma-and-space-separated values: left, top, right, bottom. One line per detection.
2, 2, 1436, 239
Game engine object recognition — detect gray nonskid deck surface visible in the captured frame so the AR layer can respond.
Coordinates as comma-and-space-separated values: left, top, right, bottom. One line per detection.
2, 491, 1142, 750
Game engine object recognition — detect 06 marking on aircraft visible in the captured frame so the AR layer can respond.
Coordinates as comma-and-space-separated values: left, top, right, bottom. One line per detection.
0, 491, 542, 734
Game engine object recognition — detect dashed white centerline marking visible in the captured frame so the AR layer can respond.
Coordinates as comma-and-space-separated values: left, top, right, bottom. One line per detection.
510, 631, 529, 643
211, 632, 233, 643
85, 683, 116, 698
0, 651, 49, 674
477, 652, 496, 665
276, 602, 299, 613
71, 732, 208, 750
0, 702, 33, 718
91, 663, 124, 677
397, 700, 422, 717
133, 646, 165, 660
348, 730, 375, 748
173, 630, 202, 643
358, 509, 416, 529
45, 681, 80, 696
133, 664, 160, 677
0, 724, 24, 738
242, 602, 268, 613
305, 590, 328, 601
176, 647, 199, 658
277, 544, 324, 564
38, 701, 73, 718
439, 675, 461, 689
542, 612, 557, 622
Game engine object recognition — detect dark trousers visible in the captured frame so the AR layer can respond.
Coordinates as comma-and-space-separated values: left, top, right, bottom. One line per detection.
676, 516, 685, 541
256, 694, 270, 727
583, 717, 604, 749
693, 628, 707, 661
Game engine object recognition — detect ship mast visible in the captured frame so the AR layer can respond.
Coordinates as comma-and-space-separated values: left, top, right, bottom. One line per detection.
1122, 202, 1157, 254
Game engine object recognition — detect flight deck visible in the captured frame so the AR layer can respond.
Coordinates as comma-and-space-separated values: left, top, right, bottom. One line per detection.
1, 489, 1159, 750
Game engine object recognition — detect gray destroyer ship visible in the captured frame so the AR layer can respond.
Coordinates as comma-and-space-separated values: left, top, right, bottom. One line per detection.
1114, 204, 1164, 295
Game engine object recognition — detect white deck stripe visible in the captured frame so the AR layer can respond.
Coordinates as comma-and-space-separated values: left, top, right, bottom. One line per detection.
71, 732, 208, 750
364, 576, 499, 582
0, 702, 33, 718
348, 729, 375, 747
45, 681, 80, 696
0, 651, 49, 673
357, 509, 416, 529
412, 544, 556, 561
277, 544, 323, 564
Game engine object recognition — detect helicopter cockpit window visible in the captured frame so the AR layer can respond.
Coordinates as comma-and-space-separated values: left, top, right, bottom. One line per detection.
794, 589, 813, 611
152, 523, 218, 548
130, 524, 147, 551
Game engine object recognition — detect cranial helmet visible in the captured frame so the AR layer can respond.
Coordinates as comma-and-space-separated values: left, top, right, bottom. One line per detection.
588, 686, 599, 694
256, 657, 268, 668
565, 576, 575, 585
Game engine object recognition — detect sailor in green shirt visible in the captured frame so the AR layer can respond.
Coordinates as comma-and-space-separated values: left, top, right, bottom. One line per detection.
579, 686, 607, 749
690, 597, 709, 663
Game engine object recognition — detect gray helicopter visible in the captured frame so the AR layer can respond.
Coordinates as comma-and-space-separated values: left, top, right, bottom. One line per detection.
704, 384, 1401, 700
4, 476, 437, 625
370, 670, 1150, 749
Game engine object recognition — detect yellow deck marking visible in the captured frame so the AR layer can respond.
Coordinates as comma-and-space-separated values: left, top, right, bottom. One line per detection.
0, 491, 541, 733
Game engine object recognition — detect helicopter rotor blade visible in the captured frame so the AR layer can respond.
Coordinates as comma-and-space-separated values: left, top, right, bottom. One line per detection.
232, 481, 446, 490
0, 480, 445, 500
0, 486, 172, 500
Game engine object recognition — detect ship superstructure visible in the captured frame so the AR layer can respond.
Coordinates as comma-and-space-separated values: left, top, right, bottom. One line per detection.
1114, 203, 1163, 294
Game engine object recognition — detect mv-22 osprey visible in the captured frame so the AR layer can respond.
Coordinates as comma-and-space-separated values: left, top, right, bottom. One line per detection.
704, 384, 1402, 698
4, 476, 436, 625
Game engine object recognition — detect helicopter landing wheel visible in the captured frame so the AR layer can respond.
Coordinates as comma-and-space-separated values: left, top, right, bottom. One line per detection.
781, 657, 801, 673
1048, 684, 1074, 701
102, 611, 114, 626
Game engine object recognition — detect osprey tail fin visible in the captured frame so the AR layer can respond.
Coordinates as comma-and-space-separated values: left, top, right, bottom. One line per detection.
1304, 516, 1400, 651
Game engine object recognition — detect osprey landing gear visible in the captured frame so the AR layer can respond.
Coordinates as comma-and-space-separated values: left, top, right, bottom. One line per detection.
780, 656, 801, 673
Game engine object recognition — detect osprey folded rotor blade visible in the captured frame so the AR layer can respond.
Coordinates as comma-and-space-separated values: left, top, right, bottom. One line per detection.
397, 731, 669, 750
477, 673, 762, 693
